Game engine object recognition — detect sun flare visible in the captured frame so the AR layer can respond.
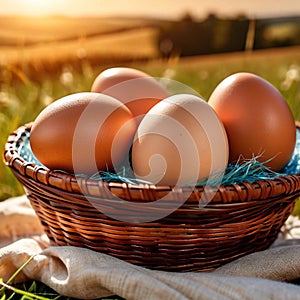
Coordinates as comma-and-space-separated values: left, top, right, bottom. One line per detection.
22, 0, 53, 16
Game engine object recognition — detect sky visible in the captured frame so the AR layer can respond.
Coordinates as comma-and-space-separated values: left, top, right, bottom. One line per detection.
0, 0, 300, 19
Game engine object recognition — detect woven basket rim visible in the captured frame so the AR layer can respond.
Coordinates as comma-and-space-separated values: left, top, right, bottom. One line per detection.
4, 122, 300, 204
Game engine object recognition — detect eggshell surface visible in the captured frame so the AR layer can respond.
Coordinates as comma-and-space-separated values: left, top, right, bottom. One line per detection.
30, 92, 137, 174
131, 94, 229, 186
208, 72, 296, 171
91, 67, 169, 121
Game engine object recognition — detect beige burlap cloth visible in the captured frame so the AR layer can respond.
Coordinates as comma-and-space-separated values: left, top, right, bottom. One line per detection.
1, 196, 300, 300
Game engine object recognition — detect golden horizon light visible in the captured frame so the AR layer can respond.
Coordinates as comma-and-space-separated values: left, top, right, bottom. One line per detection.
20, 0, 54, 16
1, 0, 300, 19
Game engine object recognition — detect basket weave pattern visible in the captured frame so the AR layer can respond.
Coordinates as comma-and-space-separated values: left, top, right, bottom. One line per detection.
4, 123, 300, 272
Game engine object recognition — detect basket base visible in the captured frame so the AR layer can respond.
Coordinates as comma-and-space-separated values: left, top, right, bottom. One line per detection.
24, 183, 295, 272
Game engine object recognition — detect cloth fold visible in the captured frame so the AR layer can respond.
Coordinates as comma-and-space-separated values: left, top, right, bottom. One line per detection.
1, 195, 300, 300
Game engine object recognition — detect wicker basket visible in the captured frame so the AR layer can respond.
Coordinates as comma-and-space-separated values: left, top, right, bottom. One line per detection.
4, 123, 300, 272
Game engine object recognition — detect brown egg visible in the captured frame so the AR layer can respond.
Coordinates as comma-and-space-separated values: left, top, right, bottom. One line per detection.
208, 72, 296, 171
91, 67, 169, 122
30, 92, 137, 175
131, 94, 229, 186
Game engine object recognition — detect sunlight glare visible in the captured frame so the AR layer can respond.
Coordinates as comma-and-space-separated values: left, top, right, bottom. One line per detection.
22, 0, 53, 16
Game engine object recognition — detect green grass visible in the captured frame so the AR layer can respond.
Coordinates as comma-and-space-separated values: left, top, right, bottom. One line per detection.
0, 280, 124, 300
1, 46, 300, 298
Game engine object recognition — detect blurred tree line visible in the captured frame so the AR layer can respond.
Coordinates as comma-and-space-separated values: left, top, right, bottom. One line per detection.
157, 13, 300, 57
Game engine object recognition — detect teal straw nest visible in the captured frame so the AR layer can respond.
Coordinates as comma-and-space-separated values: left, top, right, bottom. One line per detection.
4, 122, 300, 272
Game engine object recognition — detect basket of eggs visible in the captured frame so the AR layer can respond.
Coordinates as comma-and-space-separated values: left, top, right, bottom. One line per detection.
4, 68, 300, 272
